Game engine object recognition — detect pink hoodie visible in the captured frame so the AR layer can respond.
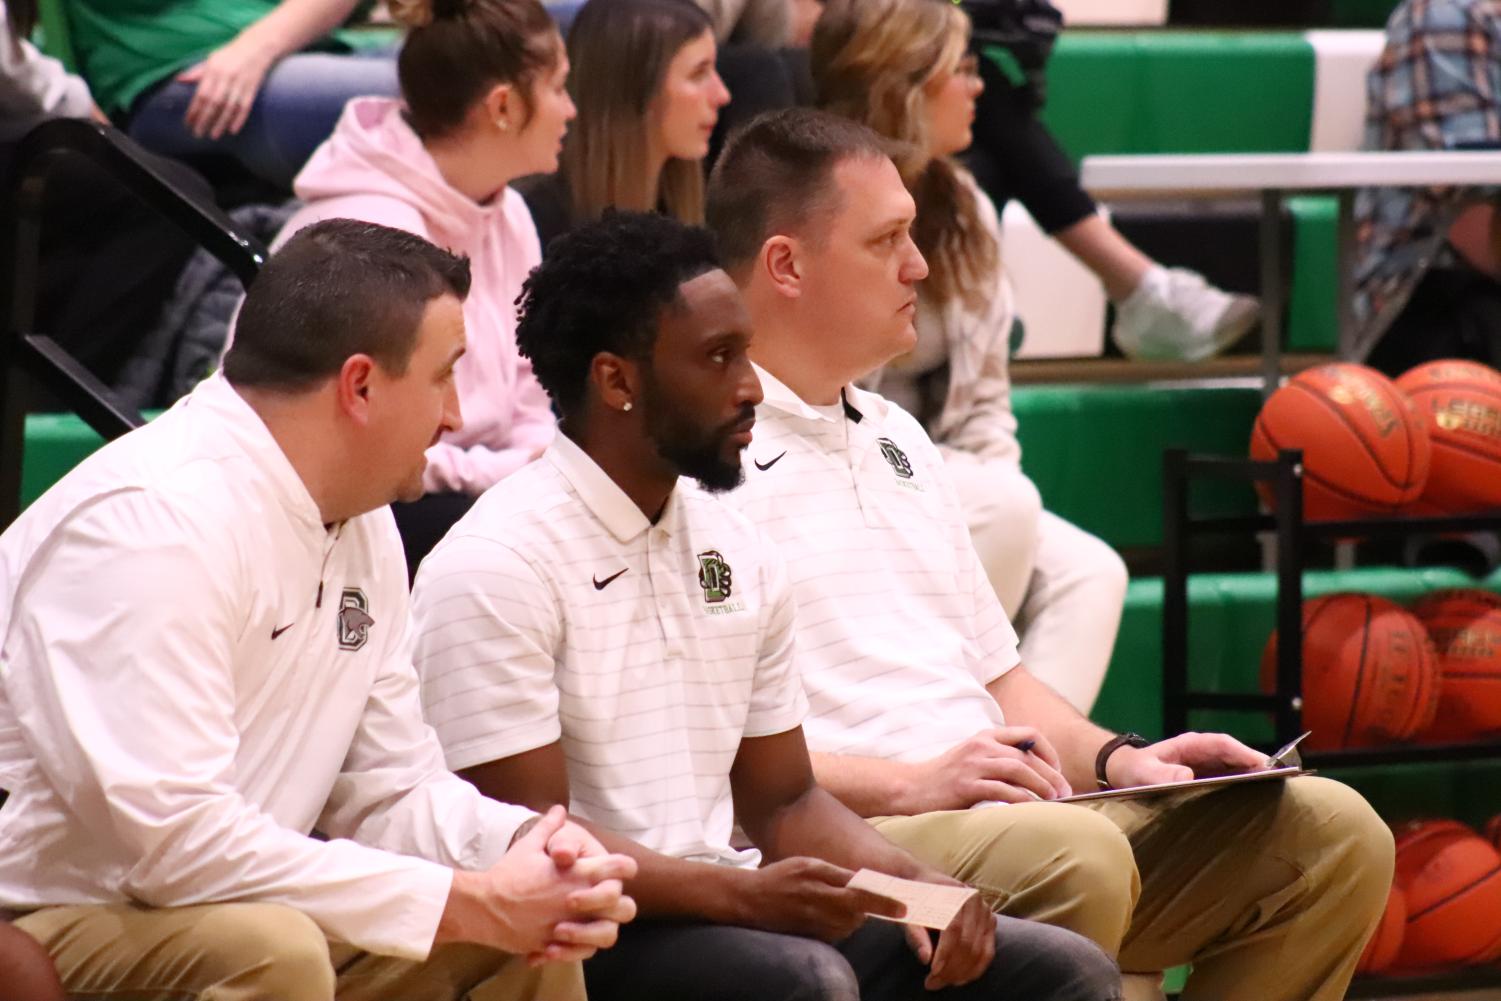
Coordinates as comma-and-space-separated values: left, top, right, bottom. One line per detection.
278, 97, 556, 496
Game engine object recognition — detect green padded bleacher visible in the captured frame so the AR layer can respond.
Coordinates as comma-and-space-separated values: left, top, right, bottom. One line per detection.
21, 413, 107, 508
1012, 384, 1261, 550
1286, 196, 1339, 352
1042, 32, 1316, 158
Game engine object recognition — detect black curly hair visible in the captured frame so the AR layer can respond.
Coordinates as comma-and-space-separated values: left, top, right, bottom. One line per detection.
515, 211, 722, 420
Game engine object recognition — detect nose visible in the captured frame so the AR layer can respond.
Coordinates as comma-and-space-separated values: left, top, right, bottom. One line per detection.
444, 380, 464, 434
902, 237, 930, 283
564, 92, 578, 122
739, 360, 764, 408
710, 71, 731, 109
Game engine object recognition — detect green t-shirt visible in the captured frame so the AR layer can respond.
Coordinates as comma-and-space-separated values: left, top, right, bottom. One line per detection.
64, 0, 391, 114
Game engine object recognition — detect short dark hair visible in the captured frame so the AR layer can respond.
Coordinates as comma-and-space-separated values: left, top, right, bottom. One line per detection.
515, 211, 721, 419
224, 218, 472, 392
706, 108, 896, 272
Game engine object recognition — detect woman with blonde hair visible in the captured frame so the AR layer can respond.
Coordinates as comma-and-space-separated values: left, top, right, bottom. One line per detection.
812, 0, 1126, 713
521, 0, 729, 248
276, 0, 574, 571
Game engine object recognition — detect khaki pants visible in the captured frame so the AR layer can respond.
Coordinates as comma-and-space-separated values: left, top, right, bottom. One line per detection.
871, 776, 1394, 1001
13, 902, 585, 1001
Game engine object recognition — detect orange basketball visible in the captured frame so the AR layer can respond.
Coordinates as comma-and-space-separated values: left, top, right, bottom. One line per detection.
1356, 883, 1407, 975
1250, 363, 1431, 520
1261, 593, 1439, 751
1484, 813, 1501, 852
1393, 818, 1501, 969
1412, 589, 1501, 742
1396, 360, 1501, 513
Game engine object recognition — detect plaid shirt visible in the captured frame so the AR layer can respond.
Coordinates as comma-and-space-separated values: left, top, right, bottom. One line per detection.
1353, 0, 1501, 345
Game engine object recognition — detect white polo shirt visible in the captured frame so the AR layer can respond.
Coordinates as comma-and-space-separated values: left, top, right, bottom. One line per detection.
724, 365, 1019, 764
412, 433, 807, 867
0, 375, 533, 960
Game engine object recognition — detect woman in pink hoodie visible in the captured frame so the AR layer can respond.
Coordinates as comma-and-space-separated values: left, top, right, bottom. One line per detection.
276, 0, 574, 572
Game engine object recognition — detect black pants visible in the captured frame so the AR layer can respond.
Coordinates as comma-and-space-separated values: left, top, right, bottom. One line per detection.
963, 59, 1097, 235
582, 916, 1120, 1001
1366, 266, 1501, 377
391, 491, 477, 581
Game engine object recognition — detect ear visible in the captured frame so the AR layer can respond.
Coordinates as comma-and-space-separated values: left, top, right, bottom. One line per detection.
761, 235, 802, 301
335, 354, 379, 426
589, 352, 643, 414
482, 81, 518, 130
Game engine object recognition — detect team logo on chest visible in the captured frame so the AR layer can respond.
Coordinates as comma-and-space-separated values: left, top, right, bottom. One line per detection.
875, 436, 924, 492
695, 550, 746, 615
337, 587, 375, 651
877, 437, 914, 479
697, 550, 733, 603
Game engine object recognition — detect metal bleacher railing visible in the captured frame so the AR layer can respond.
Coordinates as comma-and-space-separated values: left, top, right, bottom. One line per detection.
0, 118, 266, 528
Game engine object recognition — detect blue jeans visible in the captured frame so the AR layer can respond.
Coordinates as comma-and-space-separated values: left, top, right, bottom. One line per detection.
582, 915, 1121, 1001
127, 47, 399, 190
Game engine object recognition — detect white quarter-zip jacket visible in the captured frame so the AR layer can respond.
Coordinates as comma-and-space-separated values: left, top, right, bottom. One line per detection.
0, 375, 533, 959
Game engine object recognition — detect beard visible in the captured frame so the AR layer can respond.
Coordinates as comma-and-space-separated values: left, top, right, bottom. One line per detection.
641, 374, 750, 494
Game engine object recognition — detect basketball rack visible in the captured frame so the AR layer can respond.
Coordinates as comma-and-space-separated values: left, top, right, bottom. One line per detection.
1161, 448, 1501, 997
1162, 447, 1501, 763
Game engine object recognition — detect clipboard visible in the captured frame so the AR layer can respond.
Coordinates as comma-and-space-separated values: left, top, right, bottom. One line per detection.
1057, 765, 1309, 804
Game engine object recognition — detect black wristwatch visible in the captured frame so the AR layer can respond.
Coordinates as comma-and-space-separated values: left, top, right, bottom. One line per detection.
1095, 732, 1149, 790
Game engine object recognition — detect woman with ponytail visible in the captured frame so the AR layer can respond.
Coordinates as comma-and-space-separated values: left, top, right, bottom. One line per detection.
812, 0, 1126, 713
521, 0, 729, 249
276, 0, 573, 572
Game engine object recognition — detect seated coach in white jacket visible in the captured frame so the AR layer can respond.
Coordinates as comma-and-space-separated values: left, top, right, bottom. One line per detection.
0, 219, 636, 1001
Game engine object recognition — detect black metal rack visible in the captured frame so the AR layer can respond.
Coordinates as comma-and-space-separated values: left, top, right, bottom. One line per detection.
1162, 446, 1501, 764
0, 118, 265, 528
1162, 446, 1501, 997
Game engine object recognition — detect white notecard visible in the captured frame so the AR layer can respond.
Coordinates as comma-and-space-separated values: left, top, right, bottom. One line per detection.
846, 869, 978, 930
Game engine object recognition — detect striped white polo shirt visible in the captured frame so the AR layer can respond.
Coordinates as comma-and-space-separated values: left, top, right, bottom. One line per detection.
412, 433, 807, 867
725, 365, 1019, 764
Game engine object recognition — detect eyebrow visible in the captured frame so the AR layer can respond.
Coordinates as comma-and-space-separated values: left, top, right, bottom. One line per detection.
707, 328, 750, 347
870, 215, 913, 235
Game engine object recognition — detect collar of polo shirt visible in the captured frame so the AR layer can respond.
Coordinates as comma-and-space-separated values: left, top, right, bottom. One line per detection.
751, 363, 892, 425
206, 374, 326, 534
545, 433, 681, 542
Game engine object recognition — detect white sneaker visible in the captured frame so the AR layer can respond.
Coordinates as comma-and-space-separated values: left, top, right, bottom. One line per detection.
1110, 265, 1261, 363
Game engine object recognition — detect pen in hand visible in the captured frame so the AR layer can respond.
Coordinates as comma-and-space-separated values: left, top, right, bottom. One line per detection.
1014, 739, 1043, 800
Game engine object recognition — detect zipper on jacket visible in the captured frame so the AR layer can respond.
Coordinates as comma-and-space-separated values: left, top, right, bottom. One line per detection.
315, 523, 345, 609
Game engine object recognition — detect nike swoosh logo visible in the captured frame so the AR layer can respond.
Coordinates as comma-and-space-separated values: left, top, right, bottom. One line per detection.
754, 451, 787, 472
592, 568, 628, 590
270, 622, 295, 640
